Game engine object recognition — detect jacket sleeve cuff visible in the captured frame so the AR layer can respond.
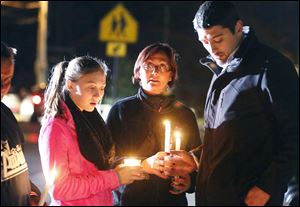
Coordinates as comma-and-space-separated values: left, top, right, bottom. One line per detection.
108, 169, 122, 190
256, 166, 275, 196
186, 171, 197, 193
189, 151, 200, 171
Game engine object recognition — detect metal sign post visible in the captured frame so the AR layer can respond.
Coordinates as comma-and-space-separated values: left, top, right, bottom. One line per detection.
99, 3, 138, 98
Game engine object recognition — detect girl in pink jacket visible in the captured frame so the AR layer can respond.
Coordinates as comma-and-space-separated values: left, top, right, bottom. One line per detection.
38, 56, 147, 206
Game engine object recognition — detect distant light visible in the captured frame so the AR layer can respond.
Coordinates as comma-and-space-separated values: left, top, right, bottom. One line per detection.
20, 97, 34, 121
26, 133, 39, 144
32, 95, 42, 105
39, 82, 46, 89
2, 93, 20, 113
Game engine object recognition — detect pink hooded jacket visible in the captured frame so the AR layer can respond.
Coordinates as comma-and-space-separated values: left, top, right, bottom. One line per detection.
38, 101, 120, 206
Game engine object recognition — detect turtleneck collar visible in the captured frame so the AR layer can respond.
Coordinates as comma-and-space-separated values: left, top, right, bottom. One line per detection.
137, 87, 176, 113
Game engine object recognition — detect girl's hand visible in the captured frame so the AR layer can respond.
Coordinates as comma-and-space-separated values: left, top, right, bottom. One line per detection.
141, 151, 169, 179
115, 164, 148, 185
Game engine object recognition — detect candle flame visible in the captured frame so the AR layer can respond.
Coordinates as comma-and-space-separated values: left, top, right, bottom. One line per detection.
124, 158, 141, 166
163, 120, 170, 125
174, 131, 181, 138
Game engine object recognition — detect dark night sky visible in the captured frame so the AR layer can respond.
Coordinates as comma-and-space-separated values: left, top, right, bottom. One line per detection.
1, 1, 299, 116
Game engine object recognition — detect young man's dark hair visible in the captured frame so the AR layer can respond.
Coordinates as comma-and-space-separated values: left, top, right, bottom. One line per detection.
193, 1, 240, 33
1, 41, 16, 58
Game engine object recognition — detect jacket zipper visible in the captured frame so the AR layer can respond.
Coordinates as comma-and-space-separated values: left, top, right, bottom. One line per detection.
158, 99, 164, 112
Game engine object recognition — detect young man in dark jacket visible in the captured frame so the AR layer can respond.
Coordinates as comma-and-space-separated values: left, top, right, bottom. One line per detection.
1, 41, 41, 206
167, 1, 299, 206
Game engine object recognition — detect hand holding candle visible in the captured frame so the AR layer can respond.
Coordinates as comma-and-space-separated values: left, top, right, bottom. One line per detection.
38, 168, 57, 206
116, 157, 149, 184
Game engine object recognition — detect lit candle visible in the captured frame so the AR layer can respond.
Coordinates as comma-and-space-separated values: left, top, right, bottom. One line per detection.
173, 131, 182, 191
164, 120, 171, 152
123, 158, 141, 166
175, 131, 181, 151
38, 168, 57, 206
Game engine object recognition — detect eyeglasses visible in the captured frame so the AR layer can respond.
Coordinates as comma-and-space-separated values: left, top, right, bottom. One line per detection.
142, 62, 171, 73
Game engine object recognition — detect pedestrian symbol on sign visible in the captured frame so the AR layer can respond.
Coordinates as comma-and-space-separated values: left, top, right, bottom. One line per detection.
111, 12, 127, 37
99, 3, 138, 43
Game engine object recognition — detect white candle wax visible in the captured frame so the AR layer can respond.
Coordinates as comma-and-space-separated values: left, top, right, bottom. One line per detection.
164, 120, 171, 152
175, 131, 181, 151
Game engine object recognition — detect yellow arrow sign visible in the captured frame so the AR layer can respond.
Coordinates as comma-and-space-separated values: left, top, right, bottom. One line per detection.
99, 3, 138, 43
106, 42, 127, 57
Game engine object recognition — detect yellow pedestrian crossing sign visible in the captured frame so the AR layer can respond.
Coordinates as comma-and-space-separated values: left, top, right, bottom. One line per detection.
99, 3, 138, 43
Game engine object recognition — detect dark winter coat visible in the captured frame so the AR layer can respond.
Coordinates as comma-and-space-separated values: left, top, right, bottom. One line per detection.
196, 27, 299, 206
1, 102, 31, 206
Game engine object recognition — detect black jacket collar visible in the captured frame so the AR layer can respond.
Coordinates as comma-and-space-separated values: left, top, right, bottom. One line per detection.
137, 88, 176, 113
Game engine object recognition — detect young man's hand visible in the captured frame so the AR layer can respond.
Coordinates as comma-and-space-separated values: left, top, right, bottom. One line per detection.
169, 174, 191, 195
29, 191, 47, 206
162, 150, 198, 176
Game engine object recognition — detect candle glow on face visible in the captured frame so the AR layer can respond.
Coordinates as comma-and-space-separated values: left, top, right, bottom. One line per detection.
124, 158, 141, 166
164, 120, 171, 152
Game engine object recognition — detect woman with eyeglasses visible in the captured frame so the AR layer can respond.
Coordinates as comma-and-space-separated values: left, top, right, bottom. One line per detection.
106, 43, 201, 206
